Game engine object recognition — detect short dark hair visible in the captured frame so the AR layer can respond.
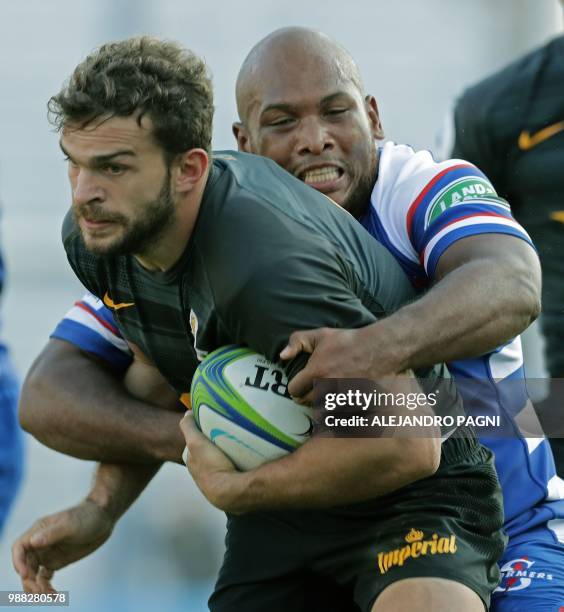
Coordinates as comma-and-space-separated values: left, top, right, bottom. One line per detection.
48, 36, 214, 158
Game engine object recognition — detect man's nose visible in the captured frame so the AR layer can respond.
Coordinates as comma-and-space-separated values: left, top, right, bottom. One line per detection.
72, 169, 104, 206
296, 118, 335, 156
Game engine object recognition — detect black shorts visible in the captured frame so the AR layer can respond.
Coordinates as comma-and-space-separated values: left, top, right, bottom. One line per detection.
209, 436, 506, 612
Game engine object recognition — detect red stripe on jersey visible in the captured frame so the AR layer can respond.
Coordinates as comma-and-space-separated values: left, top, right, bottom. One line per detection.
74, 301, 119, 335
406, 163, 473, 242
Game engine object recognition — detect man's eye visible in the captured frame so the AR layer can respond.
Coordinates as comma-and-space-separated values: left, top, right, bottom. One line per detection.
63, 156, 78, 168
326, 108, 348, 116
104, 164, 125, 175
268, 117, 295, 127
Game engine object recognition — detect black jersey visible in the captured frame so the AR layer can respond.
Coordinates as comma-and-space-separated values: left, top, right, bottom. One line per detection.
451, 36, 564, 376
63, 151, 456, 419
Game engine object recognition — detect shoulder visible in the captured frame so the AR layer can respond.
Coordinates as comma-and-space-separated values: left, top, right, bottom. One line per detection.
61, 209, 105, 297
377, 142, 486, 216
203, 150, 347, 249
200, 181, 340, 306
373, 142, 497, 252
61, 209, 93, 261
456, 41, 548, 130
210, 150, 326, 216
62, 209, 80, 246
212, 150, 299, 195
390, 143, 470, 185
61, 209, 89, 263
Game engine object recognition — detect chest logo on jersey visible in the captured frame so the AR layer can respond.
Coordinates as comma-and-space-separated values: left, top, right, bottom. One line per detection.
518, 122, 564, 151
494, 557, 553, 593
103, 291, 135, 311
425, 177, 499, 226
550, 211, 564, 224
376, 529, 457, 575
190, 309, 208, 362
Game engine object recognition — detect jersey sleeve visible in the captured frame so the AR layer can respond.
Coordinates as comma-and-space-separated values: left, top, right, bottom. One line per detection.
51, 293, 133, 371
406, 163, 533, 279
371, 146, 534, 283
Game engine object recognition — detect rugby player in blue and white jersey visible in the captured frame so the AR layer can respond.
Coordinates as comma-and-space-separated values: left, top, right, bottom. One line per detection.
232, 29, 559, 611
14, 27, 560, 610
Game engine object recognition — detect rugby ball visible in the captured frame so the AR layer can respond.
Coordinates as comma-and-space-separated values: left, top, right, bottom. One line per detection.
191, 345, 314, 471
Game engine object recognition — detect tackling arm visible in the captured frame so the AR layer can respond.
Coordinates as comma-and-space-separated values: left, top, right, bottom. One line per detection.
362, 233, 541, 372
285, 234, 541, 399
12, 355, 181, 593
19, 339, 186, 464
354, 234, 541, 375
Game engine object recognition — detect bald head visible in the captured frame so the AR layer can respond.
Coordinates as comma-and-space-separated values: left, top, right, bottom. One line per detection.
236, 27, 364, 124
232, 27, 383, 219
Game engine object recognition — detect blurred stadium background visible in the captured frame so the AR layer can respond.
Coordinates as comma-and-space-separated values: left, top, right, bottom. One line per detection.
0, 0, 560, 609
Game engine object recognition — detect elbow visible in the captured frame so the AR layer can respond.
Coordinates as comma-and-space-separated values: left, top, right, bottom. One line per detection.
19, 374, 39, 434
403, 438, 441, 483
512, 248, 542, 333
526, 282, 542, 325
18, 364, 50, 436
527, 294, 541, 327
514, 278, 541, 331
496, 249, 542, 333
419, 438, 441, 479
518, 257, 542, 328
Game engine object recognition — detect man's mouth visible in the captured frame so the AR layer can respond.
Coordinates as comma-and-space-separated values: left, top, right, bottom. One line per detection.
298, 165, 346, 193
83, 216, 110, 223
80, 216, 116, 231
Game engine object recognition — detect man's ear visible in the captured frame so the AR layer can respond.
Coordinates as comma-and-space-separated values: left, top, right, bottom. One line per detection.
173, 148, 209, 193
365, 95, 385, 140
232, 122, 253, 153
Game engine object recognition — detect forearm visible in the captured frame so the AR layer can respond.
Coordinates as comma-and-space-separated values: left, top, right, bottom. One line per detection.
218, 437, 439, 513
19, 340, 185, 464
376, 255, 540, 372
86, 462, 161, 521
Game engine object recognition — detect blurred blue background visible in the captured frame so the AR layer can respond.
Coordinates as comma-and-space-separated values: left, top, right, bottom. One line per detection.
0, 0, 560, 609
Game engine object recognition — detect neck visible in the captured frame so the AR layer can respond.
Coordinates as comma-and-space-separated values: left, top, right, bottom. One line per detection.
135, 166, 210, 272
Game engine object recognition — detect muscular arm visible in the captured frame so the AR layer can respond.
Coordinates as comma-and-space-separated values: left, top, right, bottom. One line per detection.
19, 339, 185, 464
238, 437, 439, 510
181, 409, 440, 512
378, 233, 541, 371
12, 356, 180, 592
85, 356, 179, 519
286, 234, 542, 397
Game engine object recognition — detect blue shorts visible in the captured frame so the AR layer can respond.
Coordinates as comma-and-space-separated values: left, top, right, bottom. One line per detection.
0, 347, 23, 536
492, 537, 564, 611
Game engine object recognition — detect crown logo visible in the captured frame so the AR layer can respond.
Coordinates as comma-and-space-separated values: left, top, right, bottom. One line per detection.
405, 529, 424, 543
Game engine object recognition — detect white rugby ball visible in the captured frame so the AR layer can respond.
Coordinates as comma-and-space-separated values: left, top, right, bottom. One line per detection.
190, 345, 314, 471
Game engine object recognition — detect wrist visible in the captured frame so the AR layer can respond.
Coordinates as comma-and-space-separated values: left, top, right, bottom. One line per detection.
152, 413, 187, 464
367, 317, 413, 373
85, 463, 160, 521
86, 485, 122, 523
217, 470, 255, 514
225, 455, 302, 512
